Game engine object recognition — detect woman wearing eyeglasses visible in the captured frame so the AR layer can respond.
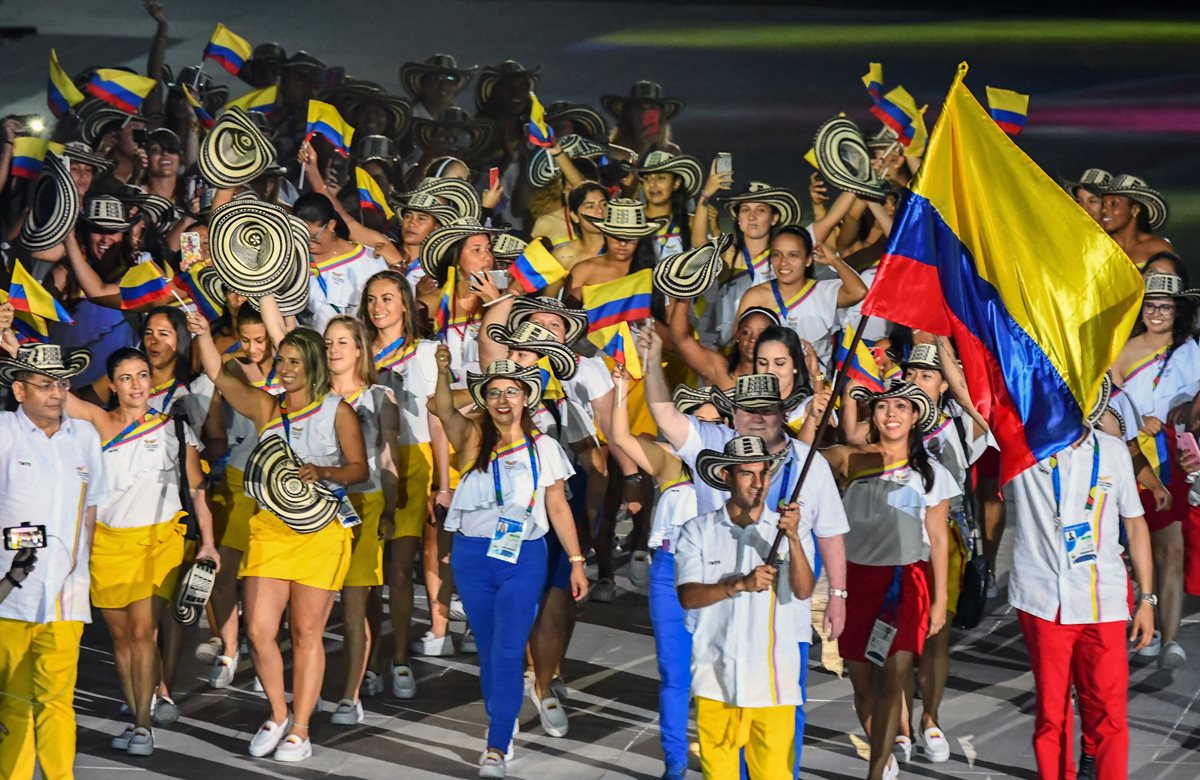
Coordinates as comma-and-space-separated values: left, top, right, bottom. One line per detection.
430, 349, 587, 779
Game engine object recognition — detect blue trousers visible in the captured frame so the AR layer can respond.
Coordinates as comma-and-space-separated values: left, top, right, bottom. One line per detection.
649, 550, 692, 772
451, 535, 548, 751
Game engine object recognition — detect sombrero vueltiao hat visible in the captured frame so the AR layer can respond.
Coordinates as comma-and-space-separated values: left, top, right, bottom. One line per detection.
208, 200, 296, 297
244, 214, 313, 317
341, 88, 413, 138
586, 198, 664, 240
849, 380, 939, 435
402, 175, 481, 222
712, 373, 800, 418
487, 321, 579, 380
239, 42, 287, 88
243, 436, 340, 533
20, 153, 80, 251
467, 359, 544, 410
507, 296, 588, 346
474, 60, 541, 112
76, 99, 141, 147
1088, 371, 1114, 428
673, 384, 717, 415
399, 53, 478, 101
901, 342, 941, 373
411, 107, 493, 161
199, 107, 277, 188
544, 101, 608, 143
1143, 272, 1200, 300
62, 140, 113, 173
1070, 168, 1112, 197
419, 217, 505, 280
814, 116, 887, 203
0, 344, 91, 386
695, 435, 786, 492
393, 190, 459, 227
115, 185, 175, 233
81, 195, 131, 232
866, 125, 899, 151
653, 233, 734, 299
1104, 174, 1168, 232
490, 233, 529, 262
637, 150, 703, 199
721, 182, 803, 228
527, 134, 606, 189
601, 80, 684, 124
355, 134, 398, 165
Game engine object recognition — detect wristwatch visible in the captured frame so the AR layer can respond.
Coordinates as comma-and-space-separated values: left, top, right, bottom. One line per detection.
828, 588, 848, 600
1140, 592, 1158, 606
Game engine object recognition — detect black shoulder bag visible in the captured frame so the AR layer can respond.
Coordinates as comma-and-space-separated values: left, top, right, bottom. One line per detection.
951, 415, 989, 630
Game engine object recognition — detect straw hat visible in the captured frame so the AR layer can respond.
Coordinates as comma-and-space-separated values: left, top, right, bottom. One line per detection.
20, 153, 80, 251
653, 234, 733, 299
243, 214, 312, 317
673, 384, 717, 415
243, 436, 340, 533
393, 190, 459, 227
399, 53, 478, 101
721, 182, 802, 228
712, 373, 799, 418
544, 101, 608, 143
601, 80, 684, 124
467, 359, 543, 410
199, 107, 277, 188
411, 106, 494, 162
695, 435, 786, 492
586, 198, 664, 239
1088, 371, 1114, 427
849, 380, 939, 435
77, 99, 139, 147
61, 140, 112, 173
354, 134, 398, 165
1104, 174, 1168, 232
419, 217, 505, 280
527, 134, 607, 189
239, 43, 287, 88
1143, 272, 1200, 300
901, 343, 941, 373
341, 88, 413, 138
637, 150, 703, 198
474, 60, 541, 112
81, 195, 131, 232
507, 296, 588, 346
814, 116, 888, 203
1070, 168, 1112, 197
208, 200, 296, 297
401, 175, 481, 222
0, 344, 91, 386
486, 321, 579, 380
115, 186, 175, 233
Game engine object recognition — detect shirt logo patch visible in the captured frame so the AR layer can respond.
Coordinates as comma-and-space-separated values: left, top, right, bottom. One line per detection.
75, 466, 90, 483
17, 460, 30, 467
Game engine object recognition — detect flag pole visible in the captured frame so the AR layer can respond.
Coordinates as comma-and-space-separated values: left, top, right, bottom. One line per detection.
765, 314, 871, 564
191, 61, 205, 91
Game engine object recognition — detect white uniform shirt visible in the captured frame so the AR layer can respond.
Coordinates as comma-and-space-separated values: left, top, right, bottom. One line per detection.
765, 278, 843, 369
1006, 431, 1143, 625
376, 339, 439, 445
561, 355, 614, 444
149, 374, 215, 439
256, 395, 344, 499
307, 244, 388, 333
98, 412, 198, 528
675, 505, 807, 708
341, 385, 395, 494
838, 265, 889, 342
446, 433, 575, 540
0, 410, 107, 624
923, 412, 986, 505
1120, 338, 1200, 422
649, 473, 698, 551
841, 458, 960, 566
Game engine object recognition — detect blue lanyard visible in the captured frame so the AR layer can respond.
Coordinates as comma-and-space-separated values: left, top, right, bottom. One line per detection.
153, 381, 180, 415
742, 246, 756, 281
491, 437, 539, 519
373, 336, 405, 364
880, 566, 903, 621
771, 455, 794, 511
280, 401, 294, 443
1050, 434, 1101, 523
102, 416, 146, 451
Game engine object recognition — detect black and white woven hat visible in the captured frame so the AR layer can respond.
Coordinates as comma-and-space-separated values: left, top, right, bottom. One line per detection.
243, 436, 340, 533
601, 80, 684, 124
401, 175, 481, 222
0, 344, 91, 386
1104, 174, 1168, 232
507, 296, 588, 346
695, 435, 787, 492
399, 53, 477, 101
208, 200, 295, 298
474, 60, 541, 112
721, 182, 803, 228
486, 321, 579, 380
410, 107, 493, 161
419, 217, 506, 281
81, 195, 131, 232
1143, 272, 1200, 300
20, 153, 80, 251
673, 384, 717, 415
199, 107, 277, 188
901, 343, 941, 373
849, 380, 940, 435
544, 101, 607, 143
653, 234, 733, 299
637, 150, 703, 199
814, 116, 888, 203
586, 198, 664, 239
467, 359, 544, 410
62, 140, 113, 173
527, 134, 606, 189
712, 373, 799, 417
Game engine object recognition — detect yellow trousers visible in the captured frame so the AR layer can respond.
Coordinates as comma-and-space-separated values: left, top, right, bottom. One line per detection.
696, 696, 794, 780
0, 619, 83, 780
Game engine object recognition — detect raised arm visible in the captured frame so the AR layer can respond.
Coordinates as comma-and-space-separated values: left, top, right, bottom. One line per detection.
811, 244, 867, 308
63, 233, 122, 308
809, 191, 859, 247
430, 344, 475, 453
666, 297, 728, 387
935, 335, 989, 434
257, 293, 293, 347
637, 325, 693, 450
609, 366, 671, 476
185, 312, 275, 426
64, 393, 110, 431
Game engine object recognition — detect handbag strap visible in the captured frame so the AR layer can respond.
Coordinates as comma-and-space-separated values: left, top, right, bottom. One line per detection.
173, 412, 200, 541
951, 413, 981, 554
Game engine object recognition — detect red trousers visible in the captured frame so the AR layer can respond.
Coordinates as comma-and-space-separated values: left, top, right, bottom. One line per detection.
1018, 611, 1129, 780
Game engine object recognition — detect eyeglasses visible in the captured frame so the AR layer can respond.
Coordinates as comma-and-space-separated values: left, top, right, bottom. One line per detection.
1143, 302, 1177, 314
18, 378, 71, 392
308, 225, 328, 244
485, 387, 526, 400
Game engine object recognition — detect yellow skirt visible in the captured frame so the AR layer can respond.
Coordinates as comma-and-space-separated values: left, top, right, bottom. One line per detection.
345, 492, 384, 587
239, 507, 352, 591
90, 521, 187, 609
393, 442, 433, 540
212, 466, 258, 552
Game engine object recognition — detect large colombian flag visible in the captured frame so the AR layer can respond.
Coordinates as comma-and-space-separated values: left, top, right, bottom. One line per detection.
862, 63, 1143, 484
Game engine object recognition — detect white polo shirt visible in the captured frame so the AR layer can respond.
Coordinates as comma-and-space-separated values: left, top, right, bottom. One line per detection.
0, 409, 107, 624
307, 243, 388, 333
1006, 430, 1143, 625
675, 505, 807, 708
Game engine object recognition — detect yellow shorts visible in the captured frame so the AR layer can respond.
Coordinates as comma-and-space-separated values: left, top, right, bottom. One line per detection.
239, 507, 352, 591
213, 466, 258, 552
345, 491, 385, 587
696, 697, 794, 779
90, 521, 187, 609
393, 443, 433, 540
946, 521, 969, 616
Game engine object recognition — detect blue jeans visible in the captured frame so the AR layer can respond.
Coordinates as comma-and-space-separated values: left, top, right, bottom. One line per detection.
649, 550, 692, 773
451, 535, 548, 751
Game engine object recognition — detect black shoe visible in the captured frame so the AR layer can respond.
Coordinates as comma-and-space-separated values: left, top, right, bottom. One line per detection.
1078, 753, 1096, 780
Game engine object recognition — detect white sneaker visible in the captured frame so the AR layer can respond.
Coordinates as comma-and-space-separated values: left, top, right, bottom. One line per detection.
922, 726, 951, 762
410, 630, 455, 656
524, 671, 535, 698
390, 663, 417, 699
195, 637, 223, 665
893, 735, 913, 763
460, 628, 478, 654
883, 754, 900, 780
209, 655, 237, 689
530, 689, 569, 737
362, 669, 384, 697
111, 726, 134, 751
1160, 641, 1187, 671
1137, 630, 1163, 658
330, 699, 364, 725
152, 696, 179, 726
628, 551, 650, 588
248, 716, 290, 757
251, 675, 264, 692
127, 727, 154, 756
450, 595, 468, 622
273, 734, 312, 762
478, 748, 506, 778
549, 676, 568, 703
985, 572, 999, 599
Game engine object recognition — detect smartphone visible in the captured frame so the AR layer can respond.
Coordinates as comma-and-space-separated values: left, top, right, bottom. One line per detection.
180, 232, 203, 270
3, 523, 47, 551
488, 166, 500, 190
132, 127, 148, 146
640, 107, 662, 142
489, 270, 510, 290
716, 152, 733, 175
1177, 426, 1200, 465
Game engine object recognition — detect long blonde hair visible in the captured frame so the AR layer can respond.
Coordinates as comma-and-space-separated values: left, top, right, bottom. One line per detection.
324, 316, 378, 386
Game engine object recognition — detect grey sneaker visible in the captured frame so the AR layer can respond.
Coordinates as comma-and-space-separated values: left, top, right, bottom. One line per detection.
1160, 641, 1187, 671
152, 696, 179, 726
478, 748, 506, 778
590, 578, 616, 603
330, 698, 364, 725
126, 727, 154, 756
195, 637, 222, 664
628, 551, 650, 588
459, 628, 478, 654
111, 725, 134, 751
390, 663, 417, 699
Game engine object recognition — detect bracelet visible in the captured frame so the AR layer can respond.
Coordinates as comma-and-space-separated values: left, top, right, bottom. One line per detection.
828, 587, 848, 600
567, 555, 586, 564
437, 489, 452, 495
550, 150, 563, 158
4, 572, 22, 589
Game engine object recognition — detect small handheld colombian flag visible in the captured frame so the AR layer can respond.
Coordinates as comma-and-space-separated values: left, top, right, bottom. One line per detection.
870, 85, 928, 156
203, 23, 253, 76
986, 86, 1030, 136
434, 266, 457, 339
173, 265, 225, 322
183, 88, 215, 130
862, 63, 1143, 484
509, 238, 566, 293
226, 85, 278, 114
47, 49, 85, 119
9, 258, 73, 324
355, 168, 394, 220
582, 268, 653, 332
11, 138, 49, 180
306, 100, 355, 156
589, 323, 643, 379
86, 69, 158, 115
118, 261, 172, 310
527, 92, 554, 148
862, 62, 885, 103
834, 325, 885, 392
0, 290, 49, 344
